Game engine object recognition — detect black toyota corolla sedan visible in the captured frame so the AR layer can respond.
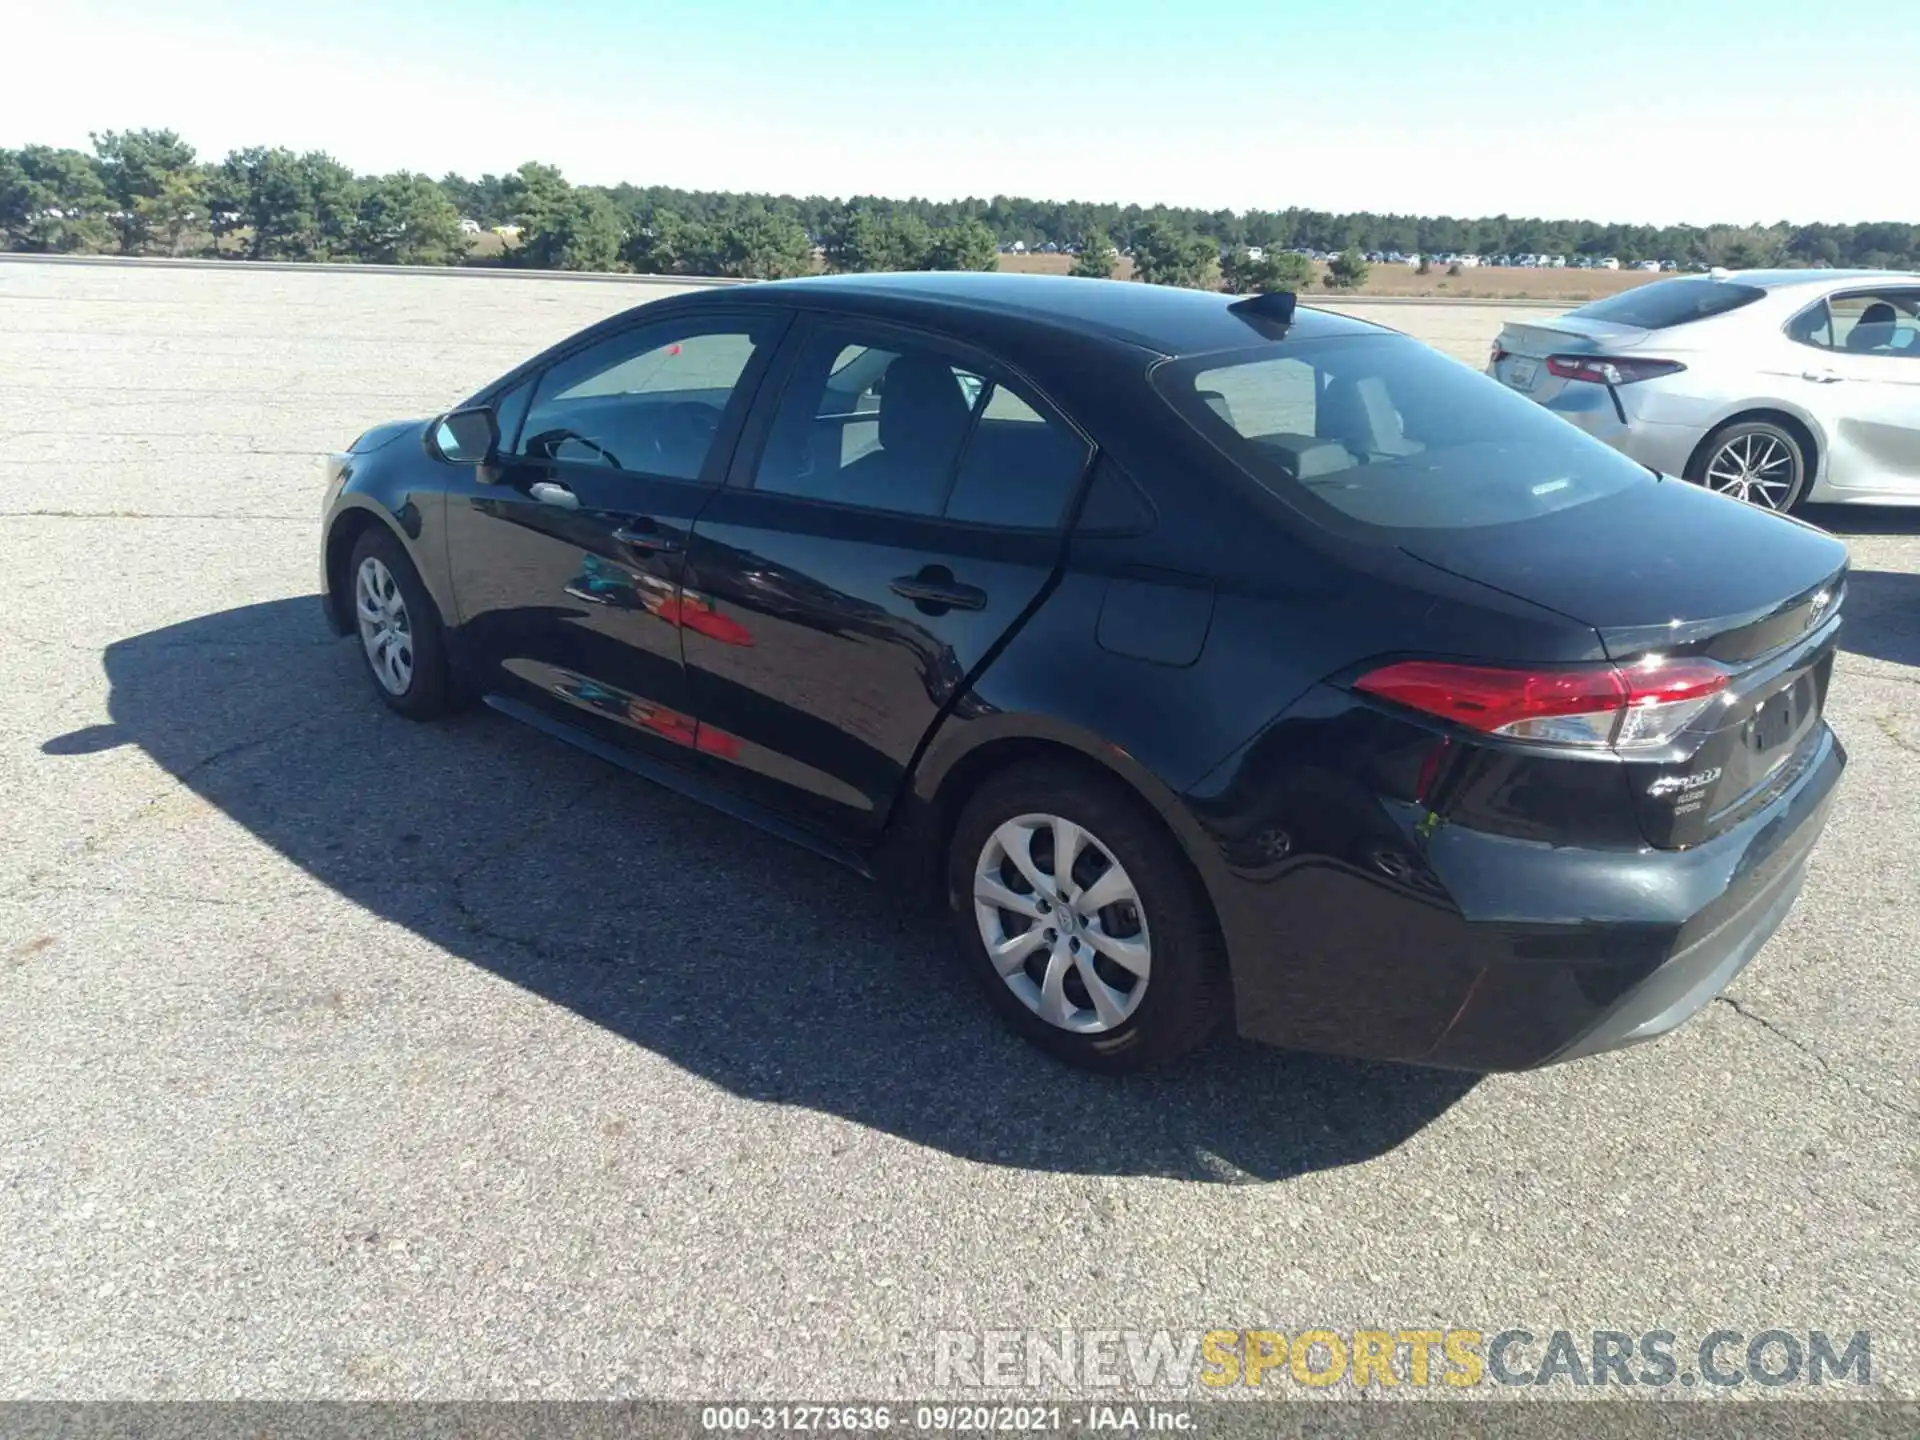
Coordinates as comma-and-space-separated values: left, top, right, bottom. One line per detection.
319, 272, 1847, 1073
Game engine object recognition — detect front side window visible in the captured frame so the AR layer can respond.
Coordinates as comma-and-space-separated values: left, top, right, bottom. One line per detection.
753, 328, 1087, 526
1154, 333, 1652, 533
490, 373, 536, 454
516, 320, 772, 479
1790, 290, 1920, 357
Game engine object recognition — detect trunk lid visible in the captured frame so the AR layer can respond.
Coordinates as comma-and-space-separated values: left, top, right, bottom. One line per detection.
1489, 316, 1654, 397
1401, 477, 1849, 848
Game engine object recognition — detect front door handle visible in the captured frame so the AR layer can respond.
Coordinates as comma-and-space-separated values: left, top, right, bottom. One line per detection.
613, 524, 683, 555
1801, 369, 1845, 384
529, 480, 579, 509
890, 568, 988, 613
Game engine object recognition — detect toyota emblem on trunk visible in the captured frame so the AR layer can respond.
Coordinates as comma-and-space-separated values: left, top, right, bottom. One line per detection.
1805, 589, 1831, 629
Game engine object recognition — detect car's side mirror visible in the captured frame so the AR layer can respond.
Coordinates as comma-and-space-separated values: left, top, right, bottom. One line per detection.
428, 406, 498, 465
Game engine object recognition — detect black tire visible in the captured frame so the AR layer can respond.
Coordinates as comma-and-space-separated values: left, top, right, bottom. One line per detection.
1687, 418, 1810, 513
345, 525, 457, 720
946, 760, 1229, 1072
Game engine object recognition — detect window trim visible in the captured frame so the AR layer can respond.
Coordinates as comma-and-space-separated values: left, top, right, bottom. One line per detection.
724, 310, 1096, 533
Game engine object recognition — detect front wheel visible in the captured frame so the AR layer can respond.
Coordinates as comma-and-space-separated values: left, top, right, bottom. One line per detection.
347, 525, 457, 720
947, 762, 1229, 1072
1689, 419, 1809, 512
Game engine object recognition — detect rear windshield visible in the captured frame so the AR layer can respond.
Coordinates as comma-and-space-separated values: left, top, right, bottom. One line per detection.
1565, 277, 1766, 329
1152, 333, 1652, 532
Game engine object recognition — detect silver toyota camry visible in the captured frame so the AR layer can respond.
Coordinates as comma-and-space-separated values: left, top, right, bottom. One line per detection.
1488, 269, 1920, 511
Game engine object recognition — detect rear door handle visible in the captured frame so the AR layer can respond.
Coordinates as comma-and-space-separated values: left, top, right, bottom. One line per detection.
1801, 369, 1845, 384
613, 524, 683, 555
890, 569, 988, 612
529, 480, 579, 509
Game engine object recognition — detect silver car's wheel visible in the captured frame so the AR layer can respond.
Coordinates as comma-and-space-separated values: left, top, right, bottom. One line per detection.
973, 812, 1150, 1034
355, 555, 414, 696
1700, 425, 1803, 510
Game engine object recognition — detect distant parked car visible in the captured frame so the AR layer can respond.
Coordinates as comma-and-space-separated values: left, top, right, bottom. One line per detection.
1489, 268, 1920, 510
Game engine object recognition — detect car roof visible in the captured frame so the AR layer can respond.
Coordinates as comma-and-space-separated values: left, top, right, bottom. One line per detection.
1724, 268, 1920, 291
713, 271, 1386, 357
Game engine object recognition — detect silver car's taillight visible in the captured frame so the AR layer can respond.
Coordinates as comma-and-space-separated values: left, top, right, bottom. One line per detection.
1545, 355, 1686, 385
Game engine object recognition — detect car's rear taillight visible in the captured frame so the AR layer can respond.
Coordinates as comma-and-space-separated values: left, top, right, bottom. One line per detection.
1355, 659, 1730, 750
1545, 354, 1686, 385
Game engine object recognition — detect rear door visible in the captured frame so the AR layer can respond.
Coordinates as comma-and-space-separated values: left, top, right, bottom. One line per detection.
1777, 287, 1920, 494
443, 308, 788, 762
679, 317, 1092, 839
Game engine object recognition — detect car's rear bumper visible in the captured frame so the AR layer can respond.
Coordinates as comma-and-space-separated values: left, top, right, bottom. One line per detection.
1206, 723, 1845, 1071
1493, 370, 1707, 478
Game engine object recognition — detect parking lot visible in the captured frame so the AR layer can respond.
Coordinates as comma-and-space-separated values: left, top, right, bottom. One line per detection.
1, 257, 1916, 1400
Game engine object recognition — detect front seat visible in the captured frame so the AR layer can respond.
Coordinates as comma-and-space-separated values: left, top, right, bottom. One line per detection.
1318, 372, 1418, 462
1846, 301, 1898, 353
835, 352, 976, 514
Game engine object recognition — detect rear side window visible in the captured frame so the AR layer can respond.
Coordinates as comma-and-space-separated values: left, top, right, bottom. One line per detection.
1563, 278, 1766, 330
754, 327, 1088, 527
754, 335, 982, 515
1153, 333, 1651, 533
943, 385, 1089, 529
1790, 290, 1920, 357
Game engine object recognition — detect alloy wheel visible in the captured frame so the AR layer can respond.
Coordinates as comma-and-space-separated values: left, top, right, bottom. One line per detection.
973, 813, 1151, 1033
1703, 430, 1797, 510
355, 556, 414, 695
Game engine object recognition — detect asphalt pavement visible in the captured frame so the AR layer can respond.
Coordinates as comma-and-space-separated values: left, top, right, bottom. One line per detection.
1, 259, 1915, 1401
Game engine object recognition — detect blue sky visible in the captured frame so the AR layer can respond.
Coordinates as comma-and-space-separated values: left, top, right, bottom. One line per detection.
5, 0, 1913, 224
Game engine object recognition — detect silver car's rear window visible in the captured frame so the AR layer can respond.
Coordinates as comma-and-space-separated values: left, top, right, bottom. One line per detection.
1152, 334, 1651, 533
1565, 278, 1767, 329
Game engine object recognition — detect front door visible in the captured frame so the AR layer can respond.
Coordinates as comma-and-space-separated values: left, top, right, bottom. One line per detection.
444, 310, 787, 761
679, 319, 1093, 839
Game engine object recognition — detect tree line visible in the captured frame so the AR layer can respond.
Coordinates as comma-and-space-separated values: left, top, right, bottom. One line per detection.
5, 129, 1918, 287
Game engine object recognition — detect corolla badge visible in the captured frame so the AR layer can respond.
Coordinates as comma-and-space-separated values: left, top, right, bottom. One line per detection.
1648, 767, 1722, 799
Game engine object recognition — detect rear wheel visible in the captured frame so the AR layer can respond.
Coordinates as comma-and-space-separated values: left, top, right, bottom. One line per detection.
1689, 419, 1808, 512
347, 526, 456, 720
947, 762, 1228, 1072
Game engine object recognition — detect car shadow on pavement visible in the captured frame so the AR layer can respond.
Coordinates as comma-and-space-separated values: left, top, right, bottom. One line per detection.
1838, 569, 1920, 668
55, 598, 1487, 1185
1802, 505, 1920, 538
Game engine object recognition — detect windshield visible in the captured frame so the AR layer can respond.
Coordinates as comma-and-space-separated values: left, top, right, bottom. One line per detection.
1152, 333, 1653, 533
1565, 277, 1766, 329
